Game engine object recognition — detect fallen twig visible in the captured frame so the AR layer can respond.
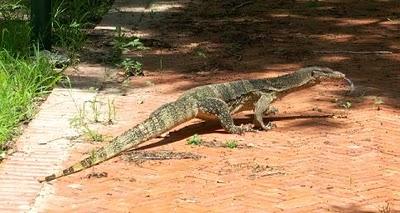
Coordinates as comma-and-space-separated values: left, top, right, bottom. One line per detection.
230, 1, 254, 13
122, 150, 202, 163
313, 50, 393, 54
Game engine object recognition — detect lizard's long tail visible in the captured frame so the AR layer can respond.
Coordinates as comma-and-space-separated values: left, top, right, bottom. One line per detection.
39, 100, 196, 182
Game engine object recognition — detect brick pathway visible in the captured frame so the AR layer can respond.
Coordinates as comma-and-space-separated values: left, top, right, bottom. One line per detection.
0, 87, 97, 212
1, 0, 400, 212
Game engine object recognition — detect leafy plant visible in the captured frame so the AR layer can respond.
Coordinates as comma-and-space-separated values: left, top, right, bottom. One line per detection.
119, 38, 148, 51
225, 139, 238, 149
119, 58, 144, 76
113, 28, 148, 52
187, 134, 203, 145
83, 125, 104, 142
111, 29, 148, 73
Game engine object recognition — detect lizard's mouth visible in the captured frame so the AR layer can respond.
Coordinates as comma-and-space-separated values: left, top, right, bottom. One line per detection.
320, 70, 354, 93
328, 70, 354, 93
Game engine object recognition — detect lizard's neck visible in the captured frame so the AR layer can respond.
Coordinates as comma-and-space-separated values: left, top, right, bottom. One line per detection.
264, 71, 316, 92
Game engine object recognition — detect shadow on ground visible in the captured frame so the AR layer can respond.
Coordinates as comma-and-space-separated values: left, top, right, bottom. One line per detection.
78, 0, 400, 109
136, 113, 344, 150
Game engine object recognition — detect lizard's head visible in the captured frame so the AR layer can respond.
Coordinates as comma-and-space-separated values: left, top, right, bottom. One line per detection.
308, 66, 345, 80
306, 66, 354, 92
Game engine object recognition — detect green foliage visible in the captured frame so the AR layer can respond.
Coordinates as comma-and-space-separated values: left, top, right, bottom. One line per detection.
115, 37, 148, 51
0, 20, 31, 55
0, 0, 27, 20
113, 27, 146, 50
52, 19, 86, 54
119, 58, 144, 76
0, 50, 62, 148
69, 95, 116, 142
0, 0, 113, 151
0, 0, 113, 56
187, 134, 203, 145
51, 0, 113, 55
52, 0, 113, 25
0, 1, 30, 55
83, 125, 104, 142
225, 139, 238, 149
112, 29, 147, 76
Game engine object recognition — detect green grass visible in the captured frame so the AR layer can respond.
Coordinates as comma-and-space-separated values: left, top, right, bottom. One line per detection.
0, 20, 31, 55
0, 50, 61, 148
187, 134, 203, 145
0, 0, 30, 56
52, 0, 114, 54
225, 139, 238, 149
0, 0, 114, 151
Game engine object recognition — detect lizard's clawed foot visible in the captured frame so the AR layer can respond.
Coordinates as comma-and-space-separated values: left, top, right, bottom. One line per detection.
264, 122, 277, 130
230, 124, 256, 135
253, 121, 276, 131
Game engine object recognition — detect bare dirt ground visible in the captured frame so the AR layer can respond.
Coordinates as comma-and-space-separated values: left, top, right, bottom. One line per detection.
40, 0, 400, 212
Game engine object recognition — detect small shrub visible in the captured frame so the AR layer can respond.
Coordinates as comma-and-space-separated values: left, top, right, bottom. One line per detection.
187, 134, 203, 145
225, 140, 238, 149
119, 58, 144, 76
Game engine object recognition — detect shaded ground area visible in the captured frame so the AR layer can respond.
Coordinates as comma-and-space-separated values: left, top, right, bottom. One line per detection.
81, 0, 400, 108
39, 0, 399, 212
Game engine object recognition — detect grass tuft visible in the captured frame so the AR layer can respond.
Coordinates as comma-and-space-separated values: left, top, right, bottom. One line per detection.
0, 0, 114, 151
0, 50, 62, 148
187, 134, 203, 145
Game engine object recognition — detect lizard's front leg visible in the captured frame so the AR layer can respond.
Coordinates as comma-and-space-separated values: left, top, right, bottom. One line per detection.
196, 98, 254, 134
253, 93, 278, 131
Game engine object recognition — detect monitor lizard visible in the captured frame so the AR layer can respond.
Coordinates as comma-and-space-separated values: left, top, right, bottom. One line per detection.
39, 66, 353, 182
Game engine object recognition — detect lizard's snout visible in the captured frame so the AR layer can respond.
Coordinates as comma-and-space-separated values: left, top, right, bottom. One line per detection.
330, 70, 346, 78
329, 70, 354, 93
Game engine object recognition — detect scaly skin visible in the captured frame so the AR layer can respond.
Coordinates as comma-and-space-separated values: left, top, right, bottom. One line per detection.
39, 66, 348, 182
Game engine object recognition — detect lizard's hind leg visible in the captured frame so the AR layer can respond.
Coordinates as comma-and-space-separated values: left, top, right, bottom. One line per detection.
196, 98, 254, 134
